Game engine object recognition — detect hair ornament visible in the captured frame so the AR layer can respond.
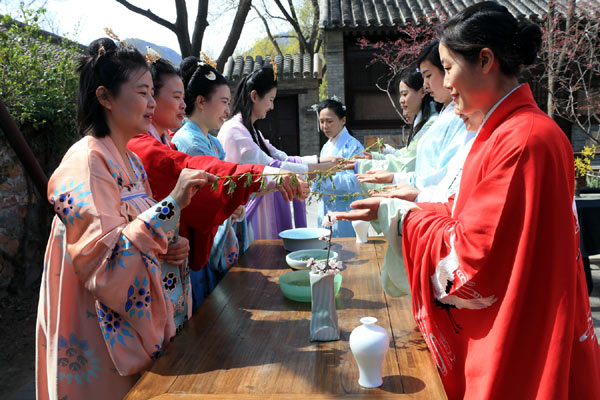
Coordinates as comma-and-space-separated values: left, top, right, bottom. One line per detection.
103, 27, 127, 46
329, 95, 346, 109
269, 58, 278, 81
98, 44, 106, 57
200, 51, 217, 69
145, 46, 161, 65
205, 71, 216, 80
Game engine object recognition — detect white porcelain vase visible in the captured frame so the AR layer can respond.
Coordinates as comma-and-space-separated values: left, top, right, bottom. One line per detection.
351, 220, 370, 243
349, 317, 389, 388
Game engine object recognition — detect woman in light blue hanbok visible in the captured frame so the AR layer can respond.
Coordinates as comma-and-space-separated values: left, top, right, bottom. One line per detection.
356, 41, 473, 203
313, 99, 364, 237
172, 57, 249, 311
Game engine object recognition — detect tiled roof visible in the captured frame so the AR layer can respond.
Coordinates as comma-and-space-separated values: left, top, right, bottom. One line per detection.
223, 53, 323, 82
320, 0, 552, 29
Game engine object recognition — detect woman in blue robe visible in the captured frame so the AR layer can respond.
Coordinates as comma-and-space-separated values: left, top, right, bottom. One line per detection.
171, 57, 250, 311
313, 99, 364, 237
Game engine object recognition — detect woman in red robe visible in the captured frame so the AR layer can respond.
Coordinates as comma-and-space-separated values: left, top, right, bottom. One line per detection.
336, 2, 600, 399
128, 59, 307, 275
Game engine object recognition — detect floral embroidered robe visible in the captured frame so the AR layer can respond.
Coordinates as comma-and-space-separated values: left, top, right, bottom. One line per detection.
37, 136, 191, 400
374, 85, 600, 399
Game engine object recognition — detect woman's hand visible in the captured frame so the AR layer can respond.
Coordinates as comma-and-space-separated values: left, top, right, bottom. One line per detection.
356, 170, 394, 184
231, 205, 244, 221
308, 159, 341, 173
274, 171, 310, 202
334, 197, 384, 222
294, 175, 310, 201
319, 155, 342, 163
160, 236, 189, 266
370, 183, 420, 202
357, 152, 373, 160
170, 168, 218, 209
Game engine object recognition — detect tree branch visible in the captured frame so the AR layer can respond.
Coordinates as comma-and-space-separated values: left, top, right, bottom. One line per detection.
252, 4, 283, 58
216, 0, 253, 72
273, 0, 310, 54
114, 0, 176, 31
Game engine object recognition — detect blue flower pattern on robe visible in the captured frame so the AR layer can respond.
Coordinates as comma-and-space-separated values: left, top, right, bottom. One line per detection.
96, 302, 134, 349
106, 236, 135, 271
50, 180, 91, 225
57, 333, 101, 385
125, 276, 152, 320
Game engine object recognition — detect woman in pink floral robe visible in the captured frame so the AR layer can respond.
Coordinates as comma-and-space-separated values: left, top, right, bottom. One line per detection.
36, 38, 212, 399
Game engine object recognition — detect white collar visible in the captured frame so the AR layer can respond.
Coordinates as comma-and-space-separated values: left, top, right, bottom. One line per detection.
327, 126, 348, 147
479, 84, 523, 132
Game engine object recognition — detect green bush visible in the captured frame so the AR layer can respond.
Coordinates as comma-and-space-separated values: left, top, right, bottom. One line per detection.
0, 7, 82, 177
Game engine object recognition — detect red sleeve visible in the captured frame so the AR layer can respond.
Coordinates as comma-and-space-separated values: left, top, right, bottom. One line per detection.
128, 134, 265, 231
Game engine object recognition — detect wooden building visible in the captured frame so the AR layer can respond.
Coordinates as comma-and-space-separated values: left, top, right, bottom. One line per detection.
319, 0, 551, 145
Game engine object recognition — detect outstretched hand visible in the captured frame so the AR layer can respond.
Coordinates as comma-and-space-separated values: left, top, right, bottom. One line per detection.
170, 168, 218, 209
356, 170, 394, 184
334, 197, 384, 222
370, 183, 420, 202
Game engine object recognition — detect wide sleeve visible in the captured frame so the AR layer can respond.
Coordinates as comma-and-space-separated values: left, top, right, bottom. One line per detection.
128, 134, 265, 231
219, 124, 308, 173
316, 138, 364, 196
49, 147, 181, 375
400, 133, 530, 309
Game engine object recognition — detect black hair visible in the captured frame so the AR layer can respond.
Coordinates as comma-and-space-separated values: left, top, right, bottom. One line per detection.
76, 37, 148, 137
180, 56, 229, 115
398, 68, 440, 145
441, 1, 542, 76
317, 99, 346, 120
150, 58, 179, 97
416, 40, 443, 73
316, 98, 356, 137
230, 67, 277, 156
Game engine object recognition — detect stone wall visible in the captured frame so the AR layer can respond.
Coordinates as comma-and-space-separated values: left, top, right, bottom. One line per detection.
0, 142, 49, 297
298, 91, 321, 156
324, 30, 345, 103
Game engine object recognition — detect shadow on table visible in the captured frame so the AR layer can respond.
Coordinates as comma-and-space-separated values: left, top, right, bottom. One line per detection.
381, 375, 426, 394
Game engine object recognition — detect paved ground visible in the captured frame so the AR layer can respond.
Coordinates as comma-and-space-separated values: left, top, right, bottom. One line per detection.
6, 205, 600, 400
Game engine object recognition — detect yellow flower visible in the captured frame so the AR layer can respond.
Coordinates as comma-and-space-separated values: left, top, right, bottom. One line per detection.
575, 144, 597, 177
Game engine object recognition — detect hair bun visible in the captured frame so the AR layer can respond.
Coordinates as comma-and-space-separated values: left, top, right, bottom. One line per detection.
515, 21, 542, 66
180, 56, 200, 83
87, 38, 117, 57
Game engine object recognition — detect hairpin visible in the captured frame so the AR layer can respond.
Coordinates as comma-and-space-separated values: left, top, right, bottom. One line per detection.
200, 51, 217, 69
269, 58, 278, 81
98, 44, 105, 57
196, 61, 216, 80
104, 27, 127, 46
145, 46, 161, 65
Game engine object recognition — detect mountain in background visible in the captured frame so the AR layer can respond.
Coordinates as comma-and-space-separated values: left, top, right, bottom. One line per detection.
125, 38, 182, 66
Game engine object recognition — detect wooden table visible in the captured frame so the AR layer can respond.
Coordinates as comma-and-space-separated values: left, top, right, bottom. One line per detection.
125, 238, 446, 399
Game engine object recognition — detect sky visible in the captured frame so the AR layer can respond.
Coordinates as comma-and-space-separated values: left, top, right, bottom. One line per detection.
0, 0, 270, 57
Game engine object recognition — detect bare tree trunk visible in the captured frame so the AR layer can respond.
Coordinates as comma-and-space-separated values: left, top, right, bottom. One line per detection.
191, 0, 210, 57
216, 0, 252, 72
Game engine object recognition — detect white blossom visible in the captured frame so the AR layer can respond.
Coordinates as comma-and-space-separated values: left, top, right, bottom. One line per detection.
321, 213, 337, 228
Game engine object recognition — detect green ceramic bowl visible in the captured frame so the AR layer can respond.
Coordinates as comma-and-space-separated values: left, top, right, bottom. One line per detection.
278, 270, 342, 302
285, 249, 339, 270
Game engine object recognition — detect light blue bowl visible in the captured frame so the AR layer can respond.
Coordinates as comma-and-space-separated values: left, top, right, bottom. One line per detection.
279, 270, 342, 302
278, 227, 330, 252
285, 249, 339, 270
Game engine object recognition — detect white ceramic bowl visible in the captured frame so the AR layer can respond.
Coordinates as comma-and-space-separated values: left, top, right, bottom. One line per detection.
278, 227, 330, 252
285, 249, 339, 270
